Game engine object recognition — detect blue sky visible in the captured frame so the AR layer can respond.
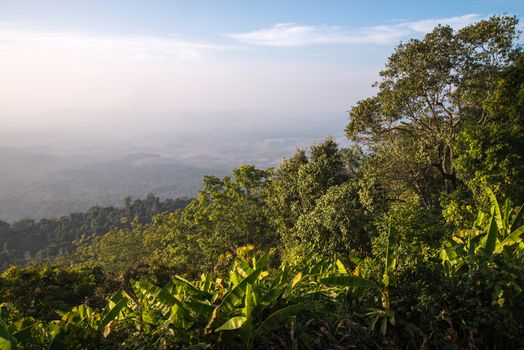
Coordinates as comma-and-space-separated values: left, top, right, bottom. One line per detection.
1, 0, 522, 36
0, 1, 522, 128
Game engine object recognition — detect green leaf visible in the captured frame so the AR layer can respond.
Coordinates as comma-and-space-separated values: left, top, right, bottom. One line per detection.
483, 214, 499, 254
219, 269, 262, 313
0, 318, 15, 350
263, 282, 287, 304
385, 223, 397, 273
503, 199, 511, 233
255, 304, 306, 336
10, 320, 39, 343
242, 284, 254, 339
169, 276, 212, 298
234, 258, 253, 277
185, 300, 215, 316
100, 294, 129, 330
500, 225, 524, 248
215, 317, 247, 332
487, 187, 504, 233
320, 275, 375, 289
474, 211, 486, 229
132, 280, 190, 319
254, 251, 269, 270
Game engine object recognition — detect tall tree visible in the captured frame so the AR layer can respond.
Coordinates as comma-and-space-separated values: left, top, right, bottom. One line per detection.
346, 16, 520, 199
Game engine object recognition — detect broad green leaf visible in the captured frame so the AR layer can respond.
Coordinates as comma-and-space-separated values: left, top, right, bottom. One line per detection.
243, 284, 254, 318
254, 251, 269, 270
234, 258, 253, 277
262, 282, 287, 304
219, 269, 262, 313
185, 300, 215, 316
100, 295, 128, 333
215, 317, 247, 332
229, 271, 240, 286
11, 320, 39, 343
349, 254, 363, 266
132, 280, 190, 319
320, 275, 375, 289
500, 226, 524, 248
254, 304, 306, 336
487, 187, 504, 233
483, 214, 498, 254
385, 223, 397, 273
242, 284, 254, 339
308, 260, 325, 275
169, 276, 212, 298
201, 273, 211, 292
503, 199, 511, 233
474, 211, 486, 229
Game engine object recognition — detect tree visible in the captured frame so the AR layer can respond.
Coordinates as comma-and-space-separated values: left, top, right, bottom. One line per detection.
346, 15, 520, 198
456, 53, 524, 202
157, 166, 274, 277
293, 181, 373, 259
265, 138, 362, 262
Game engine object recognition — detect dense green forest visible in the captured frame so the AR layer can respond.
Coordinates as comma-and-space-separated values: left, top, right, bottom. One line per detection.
0, 195, 190, 269
1, 15, 524, 349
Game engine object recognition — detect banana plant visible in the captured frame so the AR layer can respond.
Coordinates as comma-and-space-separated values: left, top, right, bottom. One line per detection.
441, 188, 524, 275
342, 223, 397, 336
127, 278, 203, 347
206, 251, 308, 349
369, 223, 397, 336
61, 292, 130, 335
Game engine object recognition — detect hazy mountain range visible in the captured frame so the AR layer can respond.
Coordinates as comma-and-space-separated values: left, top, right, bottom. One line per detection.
0, 110, 348, 221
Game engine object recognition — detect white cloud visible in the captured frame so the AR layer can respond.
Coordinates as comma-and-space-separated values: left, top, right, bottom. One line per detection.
403, 13, 481, 32
0, 24, 227, 61
227, 14, 482, 47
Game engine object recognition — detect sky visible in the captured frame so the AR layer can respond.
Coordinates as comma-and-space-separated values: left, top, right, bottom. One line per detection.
0, 0, 523, 131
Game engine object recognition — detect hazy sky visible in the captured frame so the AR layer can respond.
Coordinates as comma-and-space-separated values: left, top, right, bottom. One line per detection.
0, 1, 522, 130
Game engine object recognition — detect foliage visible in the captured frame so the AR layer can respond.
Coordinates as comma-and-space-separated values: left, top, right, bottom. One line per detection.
456, 54, 524, 204
1, 15, 524, 349
0, 265, 106, 321
0, 195, 189, 270
264, 138, 371, 264
346, 15, 520, 202
0, 255, 378, 349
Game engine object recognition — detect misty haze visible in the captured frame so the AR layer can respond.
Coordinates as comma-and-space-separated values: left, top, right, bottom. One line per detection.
0, 109, 347, 220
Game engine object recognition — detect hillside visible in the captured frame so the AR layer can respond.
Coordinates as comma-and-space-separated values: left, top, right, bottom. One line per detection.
0, 194, 190, 269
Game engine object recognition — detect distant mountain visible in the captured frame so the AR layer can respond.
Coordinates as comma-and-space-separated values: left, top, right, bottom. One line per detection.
0, 150, 224, 221
0, 110, 348, 221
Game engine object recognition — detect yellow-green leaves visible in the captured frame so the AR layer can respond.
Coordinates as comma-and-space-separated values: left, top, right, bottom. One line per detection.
0, 318, 16, 350
215, 317, 247, 332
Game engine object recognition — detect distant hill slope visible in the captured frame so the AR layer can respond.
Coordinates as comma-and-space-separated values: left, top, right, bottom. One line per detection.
0, 149, 224, 221
0, 194, 191, 270
0, 110, 347, 221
